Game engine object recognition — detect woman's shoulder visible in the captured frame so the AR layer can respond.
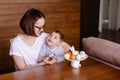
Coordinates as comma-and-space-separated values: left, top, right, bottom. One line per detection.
10, 34, 21, 44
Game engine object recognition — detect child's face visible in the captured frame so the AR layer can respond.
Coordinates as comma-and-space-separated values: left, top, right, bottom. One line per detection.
46, 32, 61, 47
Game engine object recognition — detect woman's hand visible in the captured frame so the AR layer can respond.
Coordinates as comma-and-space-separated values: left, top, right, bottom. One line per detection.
43, 55, 57, 64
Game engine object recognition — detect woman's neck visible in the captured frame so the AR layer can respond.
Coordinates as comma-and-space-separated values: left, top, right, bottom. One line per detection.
20, 33, 36, 46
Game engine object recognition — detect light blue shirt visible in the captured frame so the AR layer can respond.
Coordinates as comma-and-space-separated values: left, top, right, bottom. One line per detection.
39, 44, 65, 62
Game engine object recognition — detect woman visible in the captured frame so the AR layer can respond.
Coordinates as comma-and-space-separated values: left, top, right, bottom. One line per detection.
9, 8, 70, 70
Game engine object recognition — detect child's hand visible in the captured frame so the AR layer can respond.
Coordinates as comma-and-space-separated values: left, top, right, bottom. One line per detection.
43, 54, 57, 64
48, 54, 55, 61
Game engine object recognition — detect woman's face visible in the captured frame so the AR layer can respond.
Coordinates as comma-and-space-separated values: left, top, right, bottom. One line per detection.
34, 18, 45, 37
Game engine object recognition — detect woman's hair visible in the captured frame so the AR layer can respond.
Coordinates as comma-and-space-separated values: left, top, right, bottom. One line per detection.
19, 8, 45, 35
54, 30, 64, 41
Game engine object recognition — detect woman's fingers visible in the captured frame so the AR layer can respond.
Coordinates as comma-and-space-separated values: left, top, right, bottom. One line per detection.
43, 56, 56, 64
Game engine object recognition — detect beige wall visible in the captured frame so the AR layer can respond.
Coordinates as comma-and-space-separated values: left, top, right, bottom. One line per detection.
0, 0, 80, 73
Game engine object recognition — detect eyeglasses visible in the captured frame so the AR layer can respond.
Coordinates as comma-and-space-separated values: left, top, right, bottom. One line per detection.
34, 26, 45, 31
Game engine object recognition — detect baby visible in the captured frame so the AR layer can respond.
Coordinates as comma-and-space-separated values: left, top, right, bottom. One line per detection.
38, 30, 65, 64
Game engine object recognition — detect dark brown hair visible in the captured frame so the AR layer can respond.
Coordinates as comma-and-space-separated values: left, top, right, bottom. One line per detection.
54, 30, 64, 41
19, 8, 45, 35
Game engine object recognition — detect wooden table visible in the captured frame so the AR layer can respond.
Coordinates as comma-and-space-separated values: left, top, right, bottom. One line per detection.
0, 58, 120, 80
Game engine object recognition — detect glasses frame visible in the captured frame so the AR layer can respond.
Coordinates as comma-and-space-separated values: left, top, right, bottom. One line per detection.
34, 25, 45, 31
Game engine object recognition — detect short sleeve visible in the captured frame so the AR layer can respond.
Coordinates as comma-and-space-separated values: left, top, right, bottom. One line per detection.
39, 44, 48, 57
55, 46, 65, 62
9, 38, 22, 57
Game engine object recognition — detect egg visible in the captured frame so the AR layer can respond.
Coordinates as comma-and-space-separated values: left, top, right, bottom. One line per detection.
67, 50, 72, 55
76, 54, 81, 60
70, 54, 76, 60
64, 53, 71, 60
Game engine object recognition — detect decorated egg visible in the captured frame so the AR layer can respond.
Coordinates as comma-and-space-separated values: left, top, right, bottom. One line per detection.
70, 54, 76, 60
76, 54, 81, 60
64, 53, 71, 60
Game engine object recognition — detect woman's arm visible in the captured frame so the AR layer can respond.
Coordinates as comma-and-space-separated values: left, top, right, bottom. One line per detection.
38, 55, 46, 63
43, 55, 57, 64
61, 41, 70, 53
13, 55, 46, 70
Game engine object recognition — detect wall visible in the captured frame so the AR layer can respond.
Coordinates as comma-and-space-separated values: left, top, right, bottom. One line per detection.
99, 0, 120, 31
117, 0, 120, 30
99, 0, 109, 32
0, 0, 80, 74
80, 0, 100, 50
109, 0, 118, 30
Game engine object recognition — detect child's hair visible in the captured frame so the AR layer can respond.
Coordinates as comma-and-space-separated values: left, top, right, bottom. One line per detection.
54, 30, 64, 41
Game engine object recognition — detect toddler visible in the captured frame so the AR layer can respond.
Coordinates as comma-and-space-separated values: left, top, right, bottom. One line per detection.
38, 30, 65, 64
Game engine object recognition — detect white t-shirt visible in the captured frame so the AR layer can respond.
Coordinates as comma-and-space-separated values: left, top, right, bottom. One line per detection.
9, 32, 48, 65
